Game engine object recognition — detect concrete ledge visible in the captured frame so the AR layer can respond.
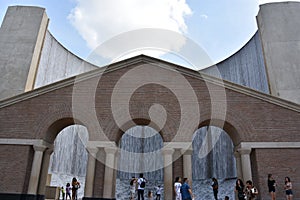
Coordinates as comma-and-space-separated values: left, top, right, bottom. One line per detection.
0, 193, 44, 200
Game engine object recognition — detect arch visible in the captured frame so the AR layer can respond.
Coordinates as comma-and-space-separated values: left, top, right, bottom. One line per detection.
192, 125, 237, 199
198, 118, 241, 146
37, 118, 90, 198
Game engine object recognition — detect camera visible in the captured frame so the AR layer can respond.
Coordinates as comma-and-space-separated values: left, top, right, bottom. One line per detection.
251, 188, 256, 193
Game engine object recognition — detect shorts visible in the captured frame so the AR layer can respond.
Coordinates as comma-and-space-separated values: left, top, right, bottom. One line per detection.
269, 188, 275, 193
286, 189, 293, 195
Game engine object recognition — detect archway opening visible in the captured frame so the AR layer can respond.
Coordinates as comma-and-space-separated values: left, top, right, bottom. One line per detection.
47, 125, 89, 199
116, 125, 164, 199
192, 126, 236, 199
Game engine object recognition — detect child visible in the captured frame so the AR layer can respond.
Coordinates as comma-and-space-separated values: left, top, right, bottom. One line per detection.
61, 186, 65, 200
155, 185, 162, 200
66, 183, 71, 200
147, 190, 153, 200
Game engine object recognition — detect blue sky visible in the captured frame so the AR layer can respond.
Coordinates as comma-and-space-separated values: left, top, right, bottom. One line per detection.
0, 0, 298, 68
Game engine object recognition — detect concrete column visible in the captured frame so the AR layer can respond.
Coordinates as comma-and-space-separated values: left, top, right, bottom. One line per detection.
28, 145, 47, 194
181, 148, 193, 186
112, 149, 120, 197
38, 146, 53, 194
163, 148, 175, 200
234, 151, 243, 180
84, 147, 99, 197
238, 148, 252, 182
103, 147, 117, 199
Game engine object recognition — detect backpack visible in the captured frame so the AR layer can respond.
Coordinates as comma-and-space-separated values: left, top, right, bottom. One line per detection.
140, 179, 146, 188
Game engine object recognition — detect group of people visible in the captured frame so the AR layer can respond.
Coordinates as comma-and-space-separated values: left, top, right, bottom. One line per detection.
130, 173, 163, 200
60, 177, 81, 200
235, 179, 258, 200
174, 177, 194, 200
235, 174, 294, 200
266, 174, 293, 200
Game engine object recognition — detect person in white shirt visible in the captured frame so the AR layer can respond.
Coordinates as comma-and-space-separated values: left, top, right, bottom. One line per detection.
174, 177, 182, 200
137, 173, 147, 200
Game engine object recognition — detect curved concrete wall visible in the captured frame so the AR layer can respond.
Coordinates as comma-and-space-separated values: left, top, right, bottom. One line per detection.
201, 32, 269, 94
34, 30, 99, 88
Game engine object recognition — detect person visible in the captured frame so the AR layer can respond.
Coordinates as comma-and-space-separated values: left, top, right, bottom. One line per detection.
284, 177, 293, 200
147, 190, 153, 200
224, 196, 230, 200
245, 180, 258, 200
66, 183, 71, 200
137, 173, 147, 200
268, 174, 276, 200
235, 178, 245, 200
180, 178, 194, 200
61, 186, 65, 200
211, 177, 218, 200
71, 177, 80, 200
174, 177, 182, 200
130, 177, 137, 200
155, 185, 162, 200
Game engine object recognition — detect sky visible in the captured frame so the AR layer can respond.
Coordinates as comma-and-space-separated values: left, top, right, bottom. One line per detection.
0, 0, 299, 69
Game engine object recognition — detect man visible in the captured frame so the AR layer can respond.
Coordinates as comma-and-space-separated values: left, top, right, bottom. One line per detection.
180, 178, 194, 200
137, 173, 147, 200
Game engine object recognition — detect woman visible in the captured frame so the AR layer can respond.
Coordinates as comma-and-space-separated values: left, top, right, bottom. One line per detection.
211, 177, 218, 200
235, 179, 245, 200
284, 177, 293, 200
268, 174, 276, 200
71, 177, 80, 200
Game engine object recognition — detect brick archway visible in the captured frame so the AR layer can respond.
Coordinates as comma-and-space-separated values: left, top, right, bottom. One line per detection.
0, 56, 300, 200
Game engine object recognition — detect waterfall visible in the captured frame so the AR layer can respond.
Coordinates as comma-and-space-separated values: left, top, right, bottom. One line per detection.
50, 125, 236, 199
117, 126, 164, 181
49, 125, 88, 177
192, 126, 236, 179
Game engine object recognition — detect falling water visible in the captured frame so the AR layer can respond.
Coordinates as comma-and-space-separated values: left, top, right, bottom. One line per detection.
50, 125, 236, 199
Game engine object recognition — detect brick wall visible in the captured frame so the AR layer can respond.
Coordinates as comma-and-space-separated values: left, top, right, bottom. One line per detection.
254, 148, 300, 200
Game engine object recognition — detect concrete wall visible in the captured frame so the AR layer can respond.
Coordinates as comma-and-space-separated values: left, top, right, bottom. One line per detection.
0, 6, 99, 102
201, 32, 269, 94
35, 31, 98, 88
0, 6, 48, 101
257, 2, 300, 104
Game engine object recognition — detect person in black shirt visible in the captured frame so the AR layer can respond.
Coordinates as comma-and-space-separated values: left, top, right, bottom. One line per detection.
267, 174, 276, 200
235, 178, 245, 200
211, 177, 218, 200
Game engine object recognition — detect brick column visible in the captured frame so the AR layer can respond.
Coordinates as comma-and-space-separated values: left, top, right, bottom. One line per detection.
103, 147, 117, 198
28, 144, 47, 194
238, 148, 252, 181
163, 148, 175, 200
84, 147, 99, 197
181, 148, 193, 186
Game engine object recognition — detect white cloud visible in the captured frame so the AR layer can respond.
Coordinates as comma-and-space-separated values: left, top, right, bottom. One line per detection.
259, 0, 300, 4
68, 0, 192, 51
